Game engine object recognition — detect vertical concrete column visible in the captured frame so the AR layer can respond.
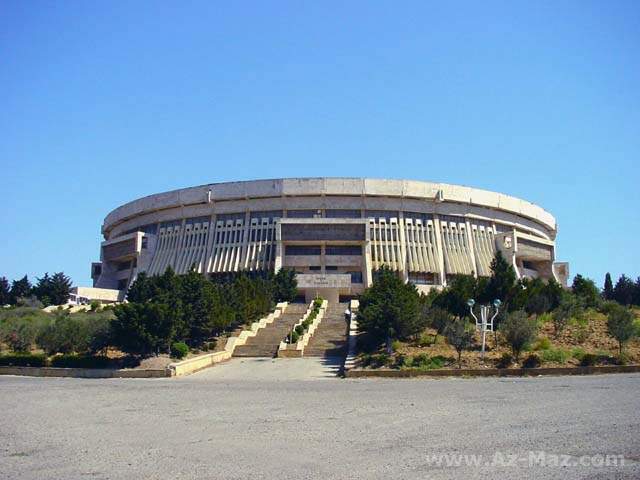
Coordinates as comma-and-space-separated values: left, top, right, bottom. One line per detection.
171, 219, 186, 272
398, 212, 408, 282
203, 214, 217, 273
433, 214, 447, 287
241, 211, 251, 270
320, 244, 326, 274
274, 221, 283, 273
363, 221, 373, 287
511, 228, 520, 278
465, 219, 478, 278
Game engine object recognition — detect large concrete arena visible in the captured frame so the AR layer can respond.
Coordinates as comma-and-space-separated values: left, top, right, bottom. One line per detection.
91, 178, 568, 301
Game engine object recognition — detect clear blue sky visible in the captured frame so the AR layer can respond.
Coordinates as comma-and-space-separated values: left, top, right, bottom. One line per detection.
1, 1, 638, 288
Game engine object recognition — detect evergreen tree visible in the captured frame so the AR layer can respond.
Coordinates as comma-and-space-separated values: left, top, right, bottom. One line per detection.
111, 302, 177, 355
433, 274, 478, 318
525, 293, 550, 317
613, 274, 635, 305
33, 273, 52, 305
0, 276, 10, 305
273, 268, 298, 302
424, 306, 451, 344
230, 273, 259, 325
32, 272, 72, 306
126, 272, 153, 303
541, 278, 563, 311
10, 275, 32, 304
49, 272, 72, 305
152, 267, 186, 338
358, 266, 422, 346
633, 277, 640, 307
571, 274, 600, 309
484, 251, 516, 306
180, 269, 233, 345
603, 272, 614, 301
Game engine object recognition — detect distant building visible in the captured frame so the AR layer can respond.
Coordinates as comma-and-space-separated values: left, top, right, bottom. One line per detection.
92, 178, 568, 303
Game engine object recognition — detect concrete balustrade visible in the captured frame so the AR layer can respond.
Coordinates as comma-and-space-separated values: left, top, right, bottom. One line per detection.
343, 299, 360, 373
277, 300, 328, 358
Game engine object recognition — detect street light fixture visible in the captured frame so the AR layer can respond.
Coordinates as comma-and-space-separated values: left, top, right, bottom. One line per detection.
467, 298, 501, 361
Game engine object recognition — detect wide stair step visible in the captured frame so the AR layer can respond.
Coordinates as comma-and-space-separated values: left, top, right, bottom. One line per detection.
232, 303, 308, 358
304, 303, 349, 358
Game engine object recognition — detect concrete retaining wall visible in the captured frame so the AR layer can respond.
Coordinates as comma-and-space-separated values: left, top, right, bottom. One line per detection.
168, 351, 231, 377
345, 365, 640, 378
0, 366, 170, 378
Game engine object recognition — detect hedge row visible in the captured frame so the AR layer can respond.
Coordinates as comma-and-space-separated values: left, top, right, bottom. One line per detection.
288, 298, 324, 344
0, 353, 136, 369
0, 353, 47, 367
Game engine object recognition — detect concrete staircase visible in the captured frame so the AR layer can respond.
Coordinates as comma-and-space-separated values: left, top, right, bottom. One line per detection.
232, 303, 308, 358
304, 302, 349, 358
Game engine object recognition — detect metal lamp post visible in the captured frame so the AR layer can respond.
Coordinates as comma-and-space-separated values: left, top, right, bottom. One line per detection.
467, 298, 501, 361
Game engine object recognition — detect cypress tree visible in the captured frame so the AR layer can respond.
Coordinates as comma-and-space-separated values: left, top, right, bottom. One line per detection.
10, 275, 32, 304
0, 276, 12, 305
484, 251, 516, 305
603, 273, 614, 301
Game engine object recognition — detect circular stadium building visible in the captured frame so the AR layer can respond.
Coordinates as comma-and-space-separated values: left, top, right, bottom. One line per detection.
91, 178, 569, 303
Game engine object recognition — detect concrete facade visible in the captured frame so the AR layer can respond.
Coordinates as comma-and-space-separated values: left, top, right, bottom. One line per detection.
92, 178, 567, 298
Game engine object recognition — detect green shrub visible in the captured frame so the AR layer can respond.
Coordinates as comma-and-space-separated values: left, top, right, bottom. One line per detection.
390, 340, 402, 352
415, 332, 435, 347
579, 353, 599, 367
571, 347, 586, 361
607, 305, 636, 356
0, 353, 47, 367
361, 353, 391, 368
295, 325, 305, 336
35, 311, 113, 355
289, 331, 300, 344
599, 301, 620, 315
1, 317, 39, 352
537, 312, 553, 324
522, 354, 541, 369
618, 352, 629, 366
412, 353, 430, 367
573, 324, 589, 343
90, 300, 102, 312
497, 353, 513, 368
50, 354, 112, 369
532, 337, 551, 351
541, 348, 569, 364
370, 353, 391, 368
313, 298, 324, 309
500, 310, 538, 361
396, 354, 412, 368
410, 354, 447, 370
170, 342, 189, 359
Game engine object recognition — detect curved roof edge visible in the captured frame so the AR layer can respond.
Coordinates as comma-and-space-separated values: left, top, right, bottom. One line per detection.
103, 177, 557, 234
